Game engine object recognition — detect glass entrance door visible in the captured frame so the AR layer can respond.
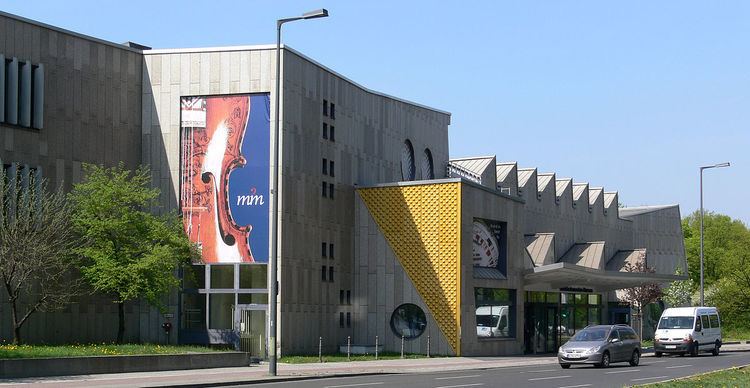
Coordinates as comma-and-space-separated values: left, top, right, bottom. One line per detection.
524, 303, 559, 353
235, 305, 267, 358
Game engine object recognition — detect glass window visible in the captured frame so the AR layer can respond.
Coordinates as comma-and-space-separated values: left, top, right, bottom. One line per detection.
339, 290, 344, 304
475, 288, 516, 338
574, 294, 586, 305
546, 292, 560, 304
346, 290, 351, 305
330, 103, 335, 119
588, 307, 601, 326
322, 242, 327, 258
588, 294, 601, 305
339, 312, 344, 328
658, 316, 695, 330
184, 265, 206, 290
401, 139, 415, 181
322, 158, 328, 175
329, 244, 334, 259
323, 100, 328, 116
210, 265, 234, 289
346, 312, 351, 327
701, 315, 710, 330
329, 161, 335, 177
709, 314, 720, 328
527, 291, 546, 303
239, 265, 267, 289
181, 293, 206, 330
209, 293, 234, 329
321, 266, 327, 281
330, 126, 335, 142
323, 123, 328, 139
328, 266, 334, 282
329, 183, 334, 199
322, 181, 327, 197
238, 293, 268, 304
390, 303, 427, 339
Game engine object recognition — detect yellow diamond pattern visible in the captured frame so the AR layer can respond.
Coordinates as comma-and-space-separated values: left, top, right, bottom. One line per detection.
358, 182, 462, 355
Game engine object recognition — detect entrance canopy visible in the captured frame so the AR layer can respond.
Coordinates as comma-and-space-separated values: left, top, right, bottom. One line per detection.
524, 262, 685, 291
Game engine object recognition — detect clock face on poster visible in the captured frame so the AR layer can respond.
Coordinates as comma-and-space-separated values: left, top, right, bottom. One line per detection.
473, 221, 499, 267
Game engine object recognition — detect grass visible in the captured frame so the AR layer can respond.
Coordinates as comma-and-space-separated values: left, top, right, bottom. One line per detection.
636, 366, 750, 387
0, 343, 225, 359
280, 352, 438, 364
723, 326, 750, 342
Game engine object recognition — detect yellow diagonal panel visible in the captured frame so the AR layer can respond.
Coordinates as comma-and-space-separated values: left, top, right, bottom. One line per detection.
358, 182, 462, 355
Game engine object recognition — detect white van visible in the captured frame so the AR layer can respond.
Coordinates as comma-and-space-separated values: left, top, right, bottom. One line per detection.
654, 307, 721, 357
476, 306, 509, 337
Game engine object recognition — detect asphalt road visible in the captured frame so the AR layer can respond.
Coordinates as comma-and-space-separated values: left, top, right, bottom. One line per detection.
232, 352, 750, 388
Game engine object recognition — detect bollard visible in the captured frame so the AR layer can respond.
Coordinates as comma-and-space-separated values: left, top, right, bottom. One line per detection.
347, 336, 351, 361
401, 335, 405, 359
375, 335, 379, 360
318, 336, 323, 363
427, 335, 431, 358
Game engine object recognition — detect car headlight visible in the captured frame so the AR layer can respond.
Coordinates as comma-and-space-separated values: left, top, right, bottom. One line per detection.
583, 346, 601, 355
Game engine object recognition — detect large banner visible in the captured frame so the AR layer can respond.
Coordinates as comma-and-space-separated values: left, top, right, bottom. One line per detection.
472, 218, 507, 275
180, 94, 270, 263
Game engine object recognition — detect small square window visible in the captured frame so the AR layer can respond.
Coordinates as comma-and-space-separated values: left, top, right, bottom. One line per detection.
330, 103, 336, 119
321, 266, 327, 282
329, 183, 334, 199
322, 158, 328, 175
321, 242, 327, 258
323, 123, 328, 139
346, 312, 351, 328
339, 312, 344, 328
330, 126, 335, 142
329, 244, 334, 259
322, 181, 327, 197
339, 290, 345, 304
328, 266, 334, 282
346, 290, 351, 305
323, 100, 328, 116
329, 161, 335, 177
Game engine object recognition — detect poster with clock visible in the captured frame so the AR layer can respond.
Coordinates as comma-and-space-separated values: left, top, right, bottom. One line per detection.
472, 218, 508, 276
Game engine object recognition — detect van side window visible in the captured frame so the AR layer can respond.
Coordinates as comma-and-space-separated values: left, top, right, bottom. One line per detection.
701, 315, 710, 330
709, 314, 720, 328
695, 317, 702, 331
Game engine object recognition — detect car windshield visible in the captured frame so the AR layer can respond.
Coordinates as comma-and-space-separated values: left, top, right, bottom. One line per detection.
658, 316, 694, 329
476, 315, 499, 327
571, 328, 608, 342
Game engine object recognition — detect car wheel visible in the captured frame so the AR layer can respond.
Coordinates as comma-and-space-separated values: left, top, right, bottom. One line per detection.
596, 351, 610, 368
712, 342, 720, 356
560, 364, 571, 369
655, 351, 662, 358
690, 341, 699, 357
629, 350, 640, 366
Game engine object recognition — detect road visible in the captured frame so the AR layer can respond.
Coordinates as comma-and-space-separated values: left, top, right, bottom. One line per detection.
233, 352, 750, 388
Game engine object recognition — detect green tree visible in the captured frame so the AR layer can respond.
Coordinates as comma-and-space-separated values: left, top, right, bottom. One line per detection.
662, 267, 695, 308
0, 165, 81, 344
69, 163, 196, 343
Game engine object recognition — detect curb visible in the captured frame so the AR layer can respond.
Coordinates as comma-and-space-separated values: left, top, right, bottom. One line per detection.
161, 372, 394, 387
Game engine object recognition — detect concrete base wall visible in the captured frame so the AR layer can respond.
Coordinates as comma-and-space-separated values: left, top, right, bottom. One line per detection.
0, 352, 250, 378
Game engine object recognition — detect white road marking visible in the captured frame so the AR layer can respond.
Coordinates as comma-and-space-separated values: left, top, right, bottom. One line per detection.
631, 375, 669, 382
666, 364, 692, 369
324, 383, 385, 388
527, 369, 559, 373
435, 375, 483, 380
528, 375, 571, 381
558, 384, 592, 388
433, 384, 484, 388
650, 360, 668, 363
605, 369, 640, 374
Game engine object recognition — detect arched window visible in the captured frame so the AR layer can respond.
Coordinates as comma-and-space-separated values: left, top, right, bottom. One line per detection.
400, 139, 415, 181
421, 148, 435, 180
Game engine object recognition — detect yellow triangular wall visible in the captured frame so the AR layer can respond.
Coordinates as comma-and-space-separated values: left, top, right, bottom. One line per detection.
358, 182, 462, 355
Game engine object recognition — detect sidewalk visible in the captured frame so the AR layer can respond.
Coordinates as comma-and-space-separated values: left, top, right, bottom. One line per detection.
3, 343, 749, 387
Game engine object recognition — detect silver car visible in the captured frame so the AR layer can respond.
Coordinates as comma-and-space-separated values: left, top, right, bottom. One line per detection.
558, 324, 642, 368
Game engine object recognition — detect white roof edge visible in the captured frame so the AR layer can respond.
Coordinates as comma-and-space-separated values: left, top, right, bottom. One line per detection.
497, 161, 518, 165
449, 155, 496, 162
0, 10, 143, 54
145, 44, 451, 117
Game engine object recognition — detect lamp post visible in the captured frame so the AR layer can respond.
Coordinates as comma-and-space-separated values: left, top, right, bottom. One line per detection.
699, 162, 730, 306
269, 8, 329, 377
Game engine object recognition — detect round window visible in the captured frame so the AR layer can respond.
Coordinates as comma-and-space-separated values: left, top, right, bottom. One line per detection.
390, 303, 427, 339
401, 139, 415, 181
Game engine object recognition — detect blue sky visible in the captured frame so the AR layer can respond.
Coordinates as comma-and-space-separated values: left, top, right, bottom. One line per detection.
5, 1, 748, 224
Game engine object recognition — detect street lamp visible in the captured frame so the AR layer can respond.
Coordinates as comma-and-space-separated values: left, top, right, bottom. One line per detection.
699, 162, 730, 306
269, 8, 329, 376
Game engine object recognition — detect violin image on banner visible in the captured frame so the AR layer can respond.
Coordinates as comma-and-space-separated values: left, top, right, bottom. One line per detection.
181, 96, 256, 263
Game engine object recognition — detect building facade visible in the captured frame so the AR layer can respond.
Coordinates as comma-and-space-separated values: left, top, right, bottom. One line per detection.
0, 11, 686, 356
